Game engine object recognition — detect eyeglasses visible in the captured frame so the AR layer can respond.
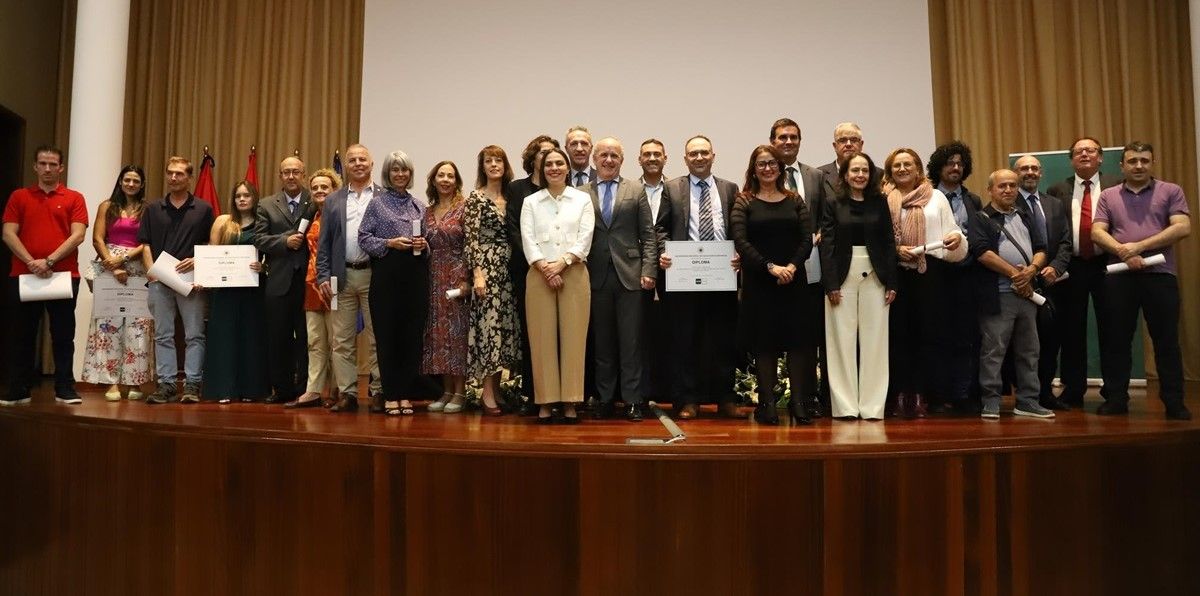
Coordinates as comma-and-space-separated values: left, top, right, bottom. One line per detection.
836, 136, 863, 145
755, 160, 779, 170
1074, 147, 1101, 156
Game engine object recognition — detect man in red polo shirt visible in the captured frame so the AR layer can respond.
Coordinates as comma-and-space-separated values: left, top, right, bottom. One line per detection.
1, 145, 89, 405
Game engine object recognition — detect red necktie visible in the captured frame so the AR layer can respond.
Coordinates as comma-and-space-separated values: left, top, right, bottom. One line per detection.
1079, 180, 1094, 258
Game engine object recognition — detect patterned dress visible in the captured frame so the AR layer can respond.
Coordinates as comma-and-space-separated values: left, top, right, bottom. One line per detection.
81, 216, 154, 385
421, 199, 470, 375
463, 190, 521, 379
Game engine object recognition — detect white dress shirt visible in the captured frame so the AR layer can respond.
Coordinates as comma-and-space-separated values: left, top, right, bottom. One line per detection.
687, 174, 726, 241
641, 177, 664, 223
520, 186, 595, 264
345, 184, 375, 263
783, 160, 806, 201
1069, 172, 1101, 255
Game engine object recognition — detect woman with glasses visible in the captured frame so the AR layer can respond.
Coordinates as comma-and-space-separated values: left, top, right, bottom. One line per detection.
729, 145, 814, 425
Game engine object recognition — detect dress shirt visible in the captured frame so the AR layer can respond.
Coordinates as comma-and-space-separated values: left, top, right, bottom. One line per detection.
783, 161, 806, 200
520, 186, 595, 264
344, 183, 375, 263
358, 189, 425, 258
571, 169, 592, 187
688, 174, 726, 241
938, 184, 968, 229
642, 177, 664, 223
1069, 173, 1101, 255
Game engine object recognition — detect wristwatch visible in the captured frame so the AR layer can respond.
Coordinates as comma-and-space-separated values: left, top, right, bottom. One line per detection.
45, 256, 56, 268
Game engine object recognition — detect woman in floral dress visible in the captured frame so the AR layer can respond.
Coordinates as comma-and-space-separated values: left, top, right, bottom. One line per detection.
422, 161, 471, 413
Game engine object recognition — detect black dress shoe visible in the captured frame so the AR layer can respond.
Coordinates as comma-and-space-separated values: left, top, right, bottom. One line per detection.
263, 394, 286, 404
330, 394, 359, 412
1040, 396, 1071, 411
535, 413, 555, 425
807, 395, 824, 419
368, 394, 385, 414
1096, 401, 1129, 416
517, 400, 539, 416
592, 401, 615, 420
1165, 403, 1192, 421
625, 403, 646, 422
1060, 394, 1085, 408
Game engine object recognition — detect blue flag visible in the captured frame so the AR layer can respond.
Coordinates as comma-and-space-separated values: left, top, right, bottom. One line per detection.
333, 151, 343, 177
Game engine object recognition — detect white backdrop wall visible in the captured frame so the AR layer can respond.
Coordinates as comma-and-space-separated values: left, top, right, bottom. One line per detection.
361, 0, 937, 190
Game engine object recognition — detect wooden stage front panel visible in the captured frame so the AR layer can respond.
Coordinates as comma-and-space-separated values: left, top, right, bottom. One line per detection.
1, 389, 1198, 595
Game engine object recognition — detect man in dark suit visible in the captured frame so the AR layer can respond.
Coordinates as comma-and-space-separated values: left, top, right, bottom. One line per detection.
583, 138, 658, 421
1044, 137, 1122, 407
1013, 154, 1073, 410
659, 135, 741, 420
637, 139, 672, 403
253, 156, 311, 403
769, 117, 829, 417
818, 122, 880, 198
926, 140, 984, 414
566, 126, 596, 186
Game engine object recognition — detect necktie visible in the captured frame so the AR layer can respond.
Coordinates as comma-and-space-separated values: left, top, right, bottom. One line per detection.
786, 166, 798, 192
289, 199, 298, 217
575, 171, 586, 186
697, 180, 715, 241
1027, 194, 1046, 237
1080, 180, 1094, 258
601, 181, 614, 226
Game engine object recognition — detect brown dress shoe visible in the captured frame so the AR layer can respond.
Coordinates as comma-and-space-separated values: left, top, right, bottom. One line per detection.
717, 402, 742, 419
330, 394, 359, 413
675, 403, 699, 419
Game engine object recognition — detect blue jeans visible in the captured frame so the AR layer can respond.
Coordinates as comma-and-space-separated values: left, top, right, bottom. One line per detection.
148, 281, 206, 384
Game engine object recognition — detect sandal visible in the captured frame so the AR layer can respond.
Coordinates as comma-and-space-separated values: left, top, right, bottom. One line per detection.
427, 393, 451, 412
386, 400, 415, 416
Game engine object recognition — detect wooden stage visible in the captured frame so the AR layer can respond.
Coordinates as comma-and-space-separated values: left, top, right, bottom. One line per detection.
2, 384, 1199, 595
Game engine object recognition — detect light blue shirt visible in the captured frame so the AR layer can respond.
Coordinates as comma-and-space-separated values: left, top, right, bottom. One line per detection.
939, 183, 968, 228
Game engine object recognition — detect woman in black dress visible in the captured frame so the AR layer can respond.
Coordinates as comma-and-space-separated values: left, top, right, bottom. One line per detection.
730, 145, 813, 425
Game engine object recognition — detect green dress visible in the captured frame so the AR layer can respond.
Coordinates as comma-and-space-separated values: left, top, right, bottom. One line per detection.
202, 225, 270, 400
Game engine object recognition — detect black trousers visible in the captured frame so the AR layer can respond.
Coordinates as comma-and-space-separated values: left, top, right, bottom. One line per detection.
591, 265, 645, 405
8, 276, 79, 391
639, 284, 671, 401
265, 272, 308, 397
510, 263, 535, 400
1100, 272, 1184, 406
800, 281, 830, 404
1053, 255, 1107, 401
369, 252, 428, 400
889, 266, 943, 396
931, 259, 978, 403
669, 291, 737, 405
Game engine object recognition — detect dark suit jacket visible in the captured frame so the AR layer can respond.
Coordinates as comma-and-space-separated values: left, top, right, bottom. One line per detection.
1016, 191, 1072, 275
584, 178, 657, 290
787, 162, 827, 237
316, 183, 385, 291
944, 185, 984, 265
639, 177, 672, 299
505, 177, 539, 277
663, 174, 739, 242
819, 160, 882, 199
1044, 173, 1122, 259
253, 190, 311, 296
819, 195, 899, 293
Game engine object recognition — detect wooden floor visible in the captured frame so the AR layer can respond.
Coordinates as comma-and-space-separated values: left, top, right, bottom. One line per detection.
4, 382, 1197, 457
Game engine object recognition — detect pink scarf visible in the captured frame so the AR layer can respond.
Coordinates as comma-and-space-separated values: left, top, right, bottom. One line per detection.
887, 182, 933, 273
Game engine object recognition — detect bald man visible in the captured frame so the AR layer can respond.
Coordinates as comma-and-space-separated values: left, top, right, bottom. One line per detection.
967, 169, 1053, 419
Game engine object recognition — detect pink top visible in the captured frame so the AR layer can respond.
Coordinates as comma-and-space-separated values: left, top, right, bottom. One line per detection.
107, 216, 141, 247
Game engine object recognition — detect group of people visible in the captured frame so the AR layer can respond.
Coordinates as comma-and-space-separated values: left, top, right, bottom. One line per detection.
2, 121, 1192, 423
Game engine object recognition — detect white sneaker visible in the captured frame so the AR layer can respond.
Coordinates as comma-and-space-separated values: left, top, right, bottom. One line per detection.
0, 398, 31, 406
55, 396, 83, 405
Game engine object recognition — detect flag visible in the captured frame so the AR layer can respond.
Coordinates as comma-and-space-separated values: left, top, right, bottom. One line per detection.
194, 153, 221, 216
244, 146, 259, 190
332, 150, 343, 177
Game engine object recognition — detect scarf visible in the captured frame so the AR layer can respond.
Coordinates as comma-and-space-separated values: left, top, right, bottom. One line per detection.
887, 182, 933, 273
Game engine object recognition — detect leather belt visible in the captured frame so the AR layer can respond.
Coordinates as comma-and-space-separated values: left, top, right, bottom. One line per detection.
346, 260, 371, 270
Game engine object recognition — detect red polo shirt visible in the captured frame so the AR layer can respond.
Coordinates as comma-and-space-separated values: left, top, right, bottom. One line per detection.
3, 183, 89, 277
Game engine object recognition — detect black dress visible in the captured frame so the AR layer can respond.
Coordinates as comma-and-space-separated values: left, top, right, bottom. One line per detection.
730, 195, 813, 352
202, 226, 270, 400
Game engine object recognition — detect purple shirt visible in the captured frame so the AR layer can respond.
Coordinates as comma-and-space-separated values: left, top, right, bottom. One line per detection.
1094, 179, 1190, 275
358, 189, 426, 258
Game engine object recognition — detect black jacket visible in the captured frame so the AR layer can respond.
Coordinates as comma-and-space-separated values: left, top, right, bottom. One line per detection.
819, 195, 898, 293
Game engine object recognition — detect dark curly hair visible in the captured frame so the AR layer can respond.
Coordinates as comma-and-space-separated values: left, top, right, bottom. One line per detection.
926, 140, 973, 186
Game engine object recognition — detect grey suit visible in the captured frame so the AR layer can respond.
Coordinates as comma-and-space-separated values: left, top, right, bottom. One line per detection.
316, 183, 385, 290
254, 189, 312, 397
585, 177, 657, 405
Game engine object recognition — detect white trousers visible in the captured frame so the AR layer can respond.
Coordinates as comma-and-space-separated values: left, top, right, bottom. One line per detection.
825, 247, 890, 419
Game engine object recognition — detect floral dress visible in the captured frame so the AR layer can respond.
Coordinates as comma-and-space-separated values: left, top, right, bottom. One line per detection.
81, 216, 154, 385
463, 190, 521, 379
421, 199, 470, 375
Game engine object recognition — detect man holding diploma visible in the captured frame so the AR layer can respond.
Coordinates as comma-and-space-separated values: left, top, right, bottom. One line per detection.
1092, 142, 1192, 420
1, 145, 88, 405
139, 157, 214, 404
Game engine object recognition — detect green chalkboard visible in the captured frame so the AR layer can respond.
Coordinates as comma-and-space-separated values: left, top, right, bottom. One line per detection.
1007, 148, 1144, 379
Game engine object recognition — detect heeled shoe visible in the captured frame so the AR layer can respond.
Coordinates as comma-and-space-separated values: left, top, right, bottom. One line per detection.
788, 400, 812, 425
753, 402, 779, 425
911, 393, 928, 418
385, 400, 415, 416
480, 399, 504, 416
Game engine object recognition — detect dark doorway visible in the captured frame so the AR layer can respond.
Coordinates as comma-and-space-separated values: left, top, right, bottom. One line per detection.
0, 104, 27, 384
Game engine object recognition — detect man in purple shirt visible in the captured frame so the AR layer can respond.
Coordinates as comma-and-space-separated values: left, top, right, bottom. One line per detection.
1092, 141, 1192, 420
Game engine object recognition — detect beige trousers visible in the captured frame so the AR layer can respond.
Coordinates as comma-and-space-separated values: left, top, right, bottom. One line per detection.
526, 264, 590, 404
305, 310, 336, 394
328, 267, 382, 395
825, 247, 890, 419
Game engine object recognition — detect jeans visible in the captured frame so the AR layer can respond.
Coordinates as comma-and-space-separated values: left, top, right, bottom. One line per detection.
148, 281, 206, 384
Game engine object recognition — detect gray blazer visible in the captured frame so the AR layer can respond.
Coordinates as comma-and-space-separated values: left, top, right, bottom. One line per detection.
663, 174, 739, 241
583, 177, 658, 290
253, 190, 311, 297
316, 183, 385, 292
794, 162, 827, 234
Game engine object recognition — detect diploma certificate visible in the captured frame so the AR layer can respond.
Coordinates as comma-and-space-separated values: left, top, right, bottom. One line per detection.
664, 240, 737, 292
194, 245, 260, 287
92, 274, 151, 318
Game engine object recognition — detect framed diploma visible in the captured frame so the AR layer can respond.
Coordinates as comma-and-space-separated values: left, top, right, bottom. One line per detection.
92, 273, 151, 318
664, 240, 737, 292
194, 245, 260, 288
